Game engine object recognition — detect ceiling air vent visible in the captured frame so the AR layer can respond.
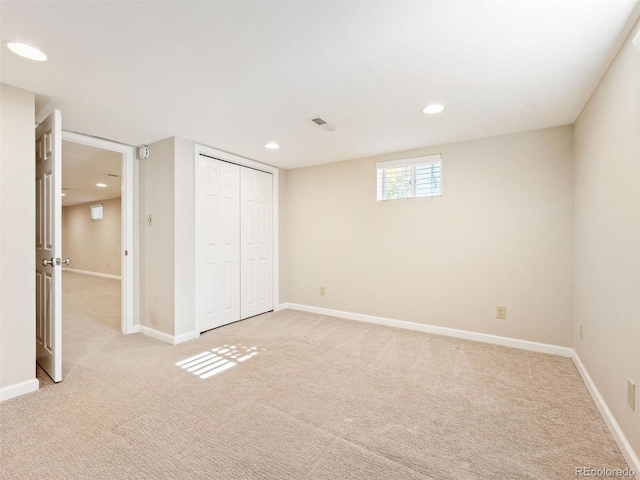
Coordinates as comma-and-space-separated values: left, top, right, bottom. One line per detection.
309, 116, 338, 132
106, 173, 121, 178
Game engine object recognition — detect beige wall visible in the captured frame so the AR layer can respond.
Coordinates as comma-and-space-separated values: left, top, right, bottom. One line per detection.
284, 126, 574, 347
138, 136, 198, 337
0, 84, 36, 393
173, 137, 196, 336
62, 198, 121, 276
573, 20, 640, 457
139, 137, 176, 335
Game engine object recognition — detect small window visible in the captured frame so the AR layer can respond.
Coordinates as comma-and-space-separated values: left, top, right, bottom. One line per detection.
376, 154, 441, 201
90, 203, 103, 221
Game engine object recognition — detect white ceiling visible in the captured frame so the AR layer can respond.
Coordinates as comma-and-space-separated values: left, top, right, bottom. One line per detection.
62, 141, 121, 207
1, 1, 638, 169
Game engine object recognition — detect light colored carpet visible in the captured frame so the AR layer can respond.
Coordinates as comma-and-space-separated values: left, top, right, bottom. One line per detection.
0, 272, 631, 479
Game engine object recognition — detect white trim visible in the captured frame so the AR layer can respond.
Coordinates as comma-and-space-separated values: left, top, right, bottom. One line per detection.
61, 131, 136, 335
0, 378, 39, 402
273, 169, 279, 313
196, 144, 279, 174
633, 30, 640, 54
376, 153, 441, 169
572, 352, 640, 473
139, 326, 173, 344
63, 268, 121, 280
174, 330, 200, 345
139, 326, 199, 345
279, 303, 572, 357
193, 144, 279, 334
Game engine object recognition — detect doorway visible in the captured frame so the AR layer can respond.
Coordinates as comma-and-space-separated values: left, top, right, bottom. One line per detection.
61, 132, 135, 336
34, 111, 135, 384
61, 141, 123, 340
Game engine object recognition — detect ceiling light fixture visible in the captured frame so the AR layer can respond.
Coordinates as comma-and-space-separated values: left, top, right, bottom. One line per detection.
265, 142, 279, 150
422, 104, 445, 115
96, 183, 107, 188
6, 42, 48, 62
61, 193, 66, 197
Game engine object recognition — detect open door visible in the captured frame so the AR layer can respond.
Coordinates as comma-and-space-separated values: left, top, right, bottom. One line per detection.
35, 110, 63, 382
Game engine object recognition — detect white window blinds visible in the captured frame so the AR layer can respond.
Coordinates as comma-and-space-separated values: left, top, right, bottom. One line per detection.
376, 154, 441, 201
90, 203, 103, 221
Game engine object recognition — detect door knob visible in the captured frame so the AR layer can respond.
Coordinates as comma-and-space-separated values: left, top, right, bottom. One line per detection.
42, 258, 54, 266
62, 258, 70, 265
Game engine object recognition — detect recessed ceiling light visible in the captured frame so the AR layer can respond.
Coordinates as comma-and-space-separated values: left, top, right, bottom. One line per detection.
265, 142, 279, 150
6, 42, 48, 62
422, 104, 445, 115
96, 183, 107, 188
61, 193, 66, 197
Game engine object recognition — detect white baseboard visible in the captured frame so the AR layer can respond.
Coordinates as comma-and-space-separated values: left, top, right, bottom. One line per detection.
0, 378, 39, 402
139, 326, 199, 345
572, 352, 640, 474
63, 268, 121, 280
279, 303, 572, 357
127, 324, 141, 334
174, 330, 199, 345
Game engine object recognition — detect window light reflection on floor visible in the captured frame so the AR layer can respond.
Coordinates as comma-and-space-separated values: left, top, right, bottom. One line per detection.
175, 344, 261, 379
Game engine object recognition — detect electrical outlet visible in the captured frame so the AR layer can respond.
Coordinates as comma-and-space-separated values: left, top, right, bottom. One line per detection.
580, 324, 583, 340
319, 286, 325, 296
628, 379, 636, 411
496, 306, 506, 319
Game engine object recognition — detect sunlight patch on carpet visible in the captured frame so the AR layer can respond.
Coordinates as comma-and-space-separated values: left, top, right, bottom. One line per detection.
175, 344, 261, 379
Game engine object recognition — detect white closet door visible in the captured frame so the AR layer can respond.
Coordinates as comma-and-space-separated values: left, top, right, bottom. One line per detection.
240, 167, 273, 319
197, 156, 240, 332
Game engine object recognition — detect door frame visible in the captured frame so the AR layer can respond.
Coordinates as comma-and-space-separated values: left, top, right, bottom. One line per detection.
61, 131, 136, 334
194, 144, 279, 334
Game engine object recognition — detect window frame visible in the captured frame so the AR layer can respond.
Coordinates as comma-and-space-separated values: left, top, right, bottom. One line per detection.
90, 203, 104, 222
376, 154, 442, 202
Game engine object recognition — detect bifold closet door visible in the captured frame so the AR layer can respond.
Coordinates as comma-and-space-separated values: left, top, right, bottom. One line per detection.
240, 167, 273, 319
197, 156, 240, 332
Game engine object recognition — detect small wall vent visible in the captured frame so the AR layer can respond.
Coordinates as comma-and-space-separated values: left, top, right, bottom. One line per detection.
309, 116, 338, 132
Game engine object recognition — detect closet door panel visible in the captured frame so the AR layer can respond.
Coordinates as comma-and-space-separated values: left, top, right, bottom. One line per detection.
241, 168, 273, 319
197, 156, 240, 332
219, 163, 241, 325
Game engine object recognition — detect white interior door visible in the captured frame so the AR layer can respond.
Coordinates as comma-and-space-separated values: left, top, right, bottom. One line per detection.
35, 110, 63, 382
197, 156, 240, 332
240, 167, 273, 320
